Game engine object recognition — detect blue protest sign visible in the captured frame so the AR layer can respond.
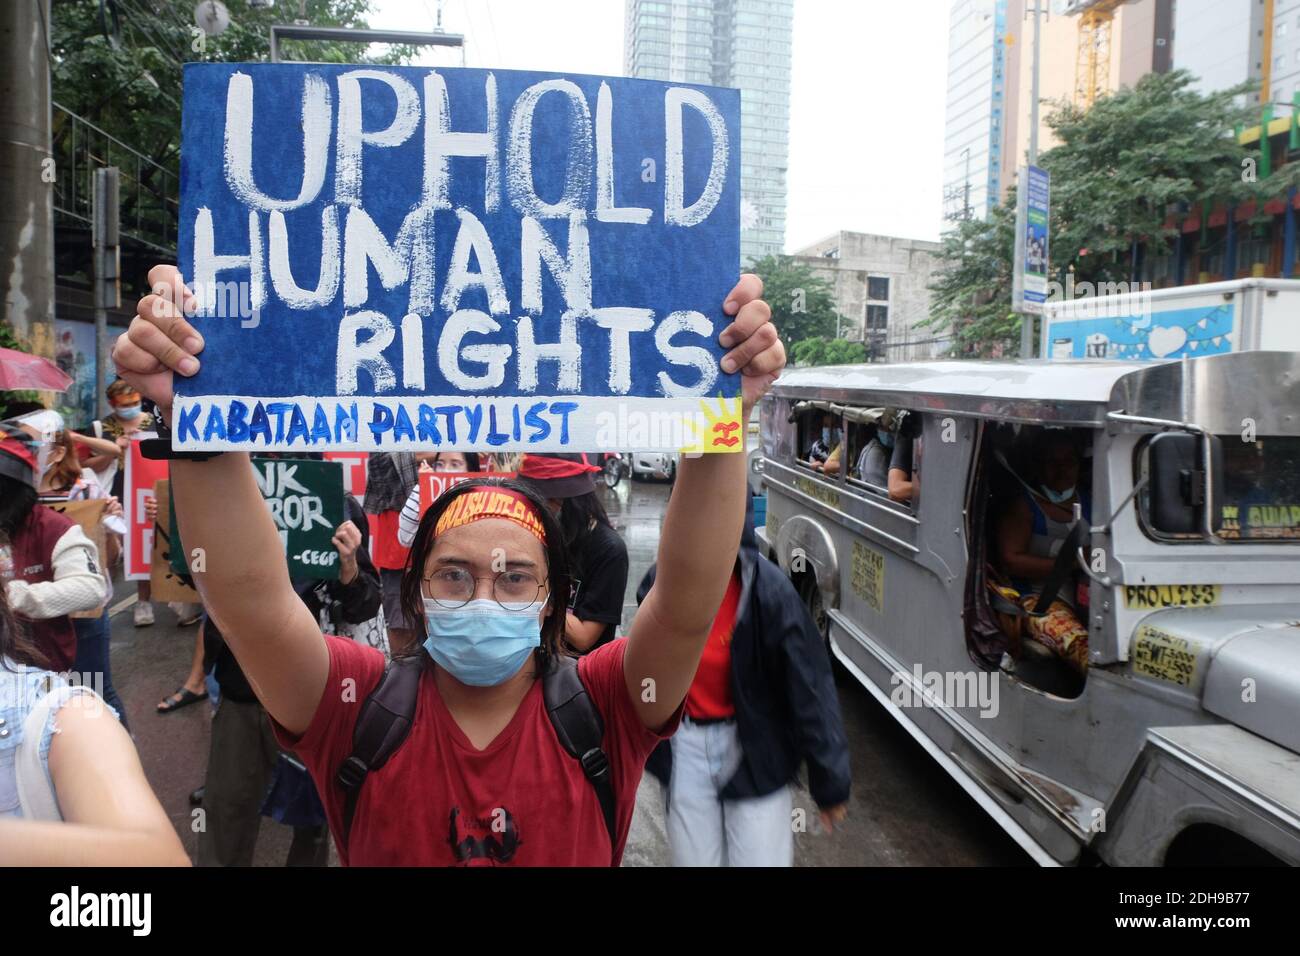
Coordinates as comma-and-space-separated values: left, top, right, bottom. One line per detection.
175, 64, 743, 454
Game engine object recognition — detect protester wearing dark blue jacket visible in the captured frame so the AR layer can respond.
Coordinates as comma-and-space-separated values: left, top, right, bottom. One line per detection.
636, 494, 851, 865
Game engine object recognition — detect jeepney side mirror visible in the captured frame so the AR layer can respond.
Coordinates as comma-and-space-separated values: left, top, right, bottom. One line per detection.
1147, 432, 1224, 535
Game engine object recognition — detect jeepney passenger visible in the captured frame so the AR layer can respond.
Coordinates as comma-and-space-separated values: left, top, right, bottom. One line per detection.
995, 429, 1091, 674
887, 412, 920, 504
807, 414, 841, 473
856, 410, 896, 487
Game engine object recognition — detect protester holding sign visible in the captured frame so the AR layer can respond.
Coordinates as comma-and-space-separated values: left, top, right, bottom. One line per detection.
113, 263, 782, 865
518, 453, 627, 653
0, 583, 188, 866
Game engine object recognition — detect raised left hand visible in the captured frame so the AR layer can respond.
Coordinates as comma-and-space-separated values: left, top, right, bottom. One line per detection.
718, 274, 784, 410
332, 520, 362, 584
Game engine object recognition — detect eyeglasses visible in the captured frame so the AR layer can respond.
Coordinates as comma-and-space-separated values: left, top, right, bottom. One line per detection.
423, 567, 548, 611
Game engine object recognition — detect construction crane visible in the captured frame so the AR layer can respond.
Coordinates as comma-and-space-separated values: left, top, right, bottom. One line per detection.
1068, 0, 1129, 109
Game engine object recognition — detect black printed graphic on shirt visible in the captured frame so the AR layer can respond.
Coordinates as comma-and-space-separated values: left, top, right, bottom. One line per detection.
447, 806, 521, 864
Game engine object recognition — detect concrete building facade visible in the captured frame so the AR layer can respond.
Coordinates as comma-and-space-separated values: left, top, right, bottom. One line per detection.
793, 231, 947, 362
624, 0, 793, 264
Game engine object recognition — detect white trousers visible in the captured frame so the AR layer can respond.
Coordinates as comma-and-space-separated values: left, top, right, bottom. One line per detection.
666, 716, 793, 867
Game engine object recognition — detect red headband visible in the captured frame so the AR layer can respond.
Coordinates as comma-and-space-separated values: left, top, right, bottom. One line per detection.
434, 488, 547, 544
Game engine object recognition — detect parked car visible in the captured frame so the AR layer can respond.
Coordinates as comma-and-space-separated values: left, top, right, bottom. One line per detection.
630, 452, 676, 482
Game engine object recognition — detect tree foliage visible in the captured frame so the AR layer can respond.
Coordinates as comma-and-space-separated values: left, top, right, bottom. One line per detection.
926, 70, 1296, 354
50, 0, 411, 178
745, 254, 842, 350
791, 336, 867, 367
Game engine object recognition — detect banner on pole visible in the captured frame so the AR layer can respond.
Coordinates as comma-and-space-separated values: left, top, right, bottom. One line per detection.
1012, 164, 1050, 316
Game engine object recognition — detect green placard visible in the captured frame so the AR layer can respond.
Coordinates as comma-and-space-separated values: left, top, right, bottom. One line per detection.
170, 457, 345, 581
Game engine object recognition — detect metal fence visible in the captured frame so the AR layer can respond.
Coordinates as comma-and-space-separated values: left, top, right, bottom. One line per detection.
50, 102, 178, 256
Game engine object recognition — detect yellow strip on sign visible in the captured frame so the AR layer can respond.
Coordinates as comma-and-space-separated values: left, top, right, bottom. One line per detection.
1132, 624, 1198, 687
1123, 584, 1219, 610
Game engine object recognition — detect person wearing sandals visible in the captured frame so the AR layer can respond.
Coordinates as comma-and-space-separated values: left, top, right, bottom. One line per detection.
113, 265, 783, 865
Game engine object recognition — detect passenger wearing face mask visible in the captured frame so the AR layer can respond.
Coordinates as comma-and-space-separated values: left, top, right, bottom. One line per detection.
995, 430, 1092, 674
854, 410, 896, 488
0, 426, 108, 672
997, 430, 1091, 595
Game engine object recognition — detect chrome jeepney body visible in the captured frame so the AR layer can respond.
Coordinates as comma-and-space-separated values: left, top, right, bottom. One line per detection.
757, 351, 1300, 866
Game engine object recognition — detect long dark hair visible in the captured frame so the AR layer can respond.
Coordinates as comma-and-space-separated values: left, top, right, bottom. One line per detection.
398, 477, 571, 675
558, 491, 612, 550
0, 473, 37, 540
0, 564, 45, 671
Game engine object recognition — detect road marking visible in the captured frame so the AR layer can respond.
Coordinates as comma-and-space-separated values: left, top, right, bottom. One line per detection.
109, 594, 138, 618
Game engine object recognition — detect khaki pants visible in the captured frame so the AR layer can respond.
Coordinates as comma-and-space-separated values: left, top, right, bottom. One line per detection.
197, 697, 329, 867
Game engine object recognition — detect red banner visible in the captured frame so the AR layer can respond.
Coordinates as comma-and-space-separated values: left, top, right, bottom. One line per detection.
124, 437, 169, 580
323, 451, 369, 497
418, 472, 515, 518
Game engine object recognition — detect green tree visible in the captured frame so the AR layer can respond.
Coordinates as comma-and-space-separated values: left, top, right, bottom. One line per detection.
50, 0, 411, 189
925, 196, 1020, 356
745, 254, 843, 350
926, 70, 1294, 354
791, 336, 867, 367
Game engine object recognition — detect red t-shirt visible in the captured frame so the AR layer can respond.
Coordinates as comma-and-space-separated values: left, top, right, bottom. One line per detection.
685, 570, 741, 721
370, 510, 410, 571
273, 635, 679, 866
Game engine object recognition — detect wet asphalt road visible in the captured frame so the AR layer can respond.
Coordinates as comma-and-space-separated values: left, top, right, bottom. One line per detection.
108, 477, 1030, 867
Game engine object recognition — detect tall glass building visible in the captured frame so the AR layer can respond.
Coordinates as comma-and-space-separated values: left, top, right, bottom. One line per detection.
943, 0, 1008, 222
624, 0, 793, 265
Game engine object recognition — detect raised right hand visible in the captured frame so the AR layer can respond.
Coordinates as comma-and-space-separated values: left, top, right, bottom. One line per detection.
112, 265, 205, 420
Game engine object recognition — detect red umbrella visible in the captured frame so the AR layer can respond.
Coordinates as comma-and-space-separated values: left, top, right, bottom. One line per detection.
0, 347, 74, 392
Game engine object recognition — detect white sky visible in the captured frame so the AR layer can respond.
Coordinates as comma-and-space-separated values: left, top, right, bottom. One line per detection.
364, 0, 951, 250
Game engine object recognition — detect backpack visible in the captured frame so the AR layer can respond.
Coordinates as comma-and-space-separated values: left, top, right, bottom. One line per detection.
333, 654, 617, 862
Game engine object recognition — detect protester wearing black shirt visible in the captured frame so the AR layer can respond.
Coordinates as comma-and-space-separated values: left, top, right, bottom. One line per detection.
518, 453, 628, 653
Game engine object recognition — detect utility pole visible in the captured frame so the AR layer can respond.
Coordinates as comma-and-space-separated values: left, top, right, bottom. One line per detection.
93, 168, 121, 418
962, 146, 972, 221
0, 0, 55, 358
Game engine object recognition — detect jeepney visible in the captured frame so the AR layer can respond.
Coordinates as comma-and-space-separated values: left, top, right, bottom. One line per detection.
756, 350, 1300, 866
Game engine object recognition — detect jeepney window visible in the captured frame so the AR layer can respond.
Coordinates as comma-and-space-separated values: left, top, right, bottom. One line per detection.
797, 408, 843, 476
1215, 436, 1300, 541
1136, 435, 1300, 542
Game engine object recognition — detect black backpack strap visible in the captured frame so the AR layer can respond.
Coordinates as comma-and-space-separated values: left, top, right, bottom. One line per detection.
543, 655, 618, 859
1027, 520, 1087, 616
336, 656, 423, 854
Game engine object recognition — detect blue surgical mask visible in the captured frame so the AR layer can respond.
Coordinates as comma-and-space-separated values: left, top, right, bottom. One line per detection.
115, 404, 142, 421
877, 431, 895, 449
821, 428, 831, 444
1041, 484, 1076, 505
422, 598, 543, 686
